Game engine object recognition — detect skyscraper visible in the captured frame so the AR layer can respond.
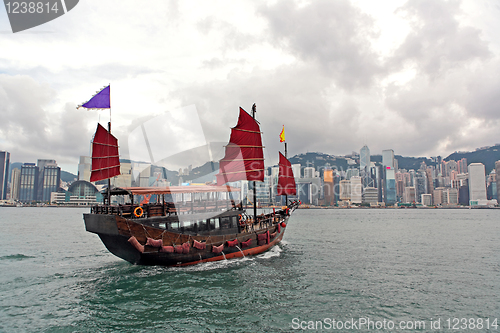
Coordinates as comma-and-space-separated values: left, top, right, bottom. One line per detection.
0, 151, 10, 200
41, 165, 61, 202
10, 168, 20, 201
360, 145, 370, 171
468, 163, 487, 205
323, 169, 334, 206
303, 167, 315, 179
351, 176, 362, 204
19, 163, 38, 203
425, 168, 434, 200
385, 167, 396, 205
360, 145, 371, 188
78, 156, 91, 181
496, 160, 500, 202
382, 149, 395, 169
36, 159, 61, 202
458, 158, 468, 174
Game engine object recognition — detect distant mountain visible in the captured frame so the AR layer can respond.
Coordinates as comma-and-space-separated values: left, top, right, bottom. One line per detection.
371, 155, 437, 171
289, 152, 350, 175
61, 171, 77, 182
180, 161, 219, 183
444, 144, 500, 173
288, 147, 500, 175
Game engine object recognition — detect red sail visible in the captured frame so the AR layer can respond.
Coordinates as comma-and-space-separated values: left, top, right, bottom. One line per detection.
90, 123, 120, 182
277, 152, 296, 196
216, 107, 264, 185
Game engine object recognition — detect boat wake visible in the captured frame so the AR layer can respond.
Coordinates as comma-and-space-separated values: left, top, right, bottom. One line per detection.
256, 244, 282, 260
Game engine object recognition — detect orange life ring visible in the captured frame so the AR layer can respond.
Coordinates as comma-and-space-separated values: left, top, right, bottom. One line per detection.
134, 206, 144, 218
239, 214, 246, 227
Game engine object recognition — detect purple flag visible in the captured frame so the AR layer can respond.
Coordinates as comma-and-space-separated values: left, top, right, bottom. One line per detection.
79, 85, 110, 109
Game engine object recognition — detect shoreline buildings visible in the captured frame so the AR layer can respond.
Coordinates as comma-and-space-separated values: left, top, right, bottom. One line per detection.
2, 146, 499, 208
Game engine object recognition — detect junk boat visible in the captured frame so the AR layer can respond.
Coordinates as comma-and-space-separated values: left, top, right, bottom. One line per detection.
80, 87, 298, 266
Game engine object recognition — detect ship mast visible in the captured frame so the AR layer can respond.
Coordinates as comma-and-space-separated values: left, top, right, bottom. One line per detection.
78, 85, 120, 206
107, 85, 111, 205
251, 103, 258, 222
284, 140, 288, 206
107, 120, 111, 205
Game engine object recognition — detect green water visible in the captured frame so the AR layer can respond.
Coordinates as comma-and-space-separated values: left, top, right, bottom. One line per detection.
0, 207, 498, 332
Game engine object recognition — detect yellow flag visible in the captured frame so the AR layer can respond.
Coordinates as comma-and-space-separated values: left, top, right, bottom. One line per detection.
279, 125, 285, 142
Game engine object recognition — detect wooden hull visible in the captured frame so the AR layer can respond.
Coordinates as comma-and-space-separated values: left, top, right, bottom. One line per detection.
83, 210, 293, 267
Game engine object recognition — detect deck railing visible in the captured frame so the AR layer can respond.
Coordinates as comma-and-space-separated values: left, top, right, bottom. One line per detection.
90, 200, 239, 218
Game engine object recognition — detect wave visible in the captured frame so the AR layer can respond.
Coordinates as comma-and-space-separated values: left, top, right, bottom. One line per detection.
0, 254, 35, 261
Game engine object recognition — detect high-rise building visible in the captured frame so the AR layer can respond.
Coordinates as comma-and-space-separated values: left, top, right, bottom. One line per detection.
360, 145, 370, 188
414, 171, 427, 203
292, 164, 301, 179
41, 165, 61, 202
385, 167, 396, 205
303, 167, 315, 179
458, 158, 468, 174
11, 168, 20, 201
19, 163, 38, 203
0, 151, 10, 200
111, 162, 132, 188
339, 180, 351, 201
36, 159, 61, 202
323, 169, 334, 206
346, 168, 359, 180
447, 188, 459, 205
78, 156, 91, 181
396, 172, 404, 199
351, 176, 362, 204
433, 187, 445, 205
382, 149, 395, 169
458, 185, 469, 205
255, 175, 271, 205
425, 168, 434, 200
443, 160, 458, 177
296, 178, 321, 205
468, 163, 487, 205
403, 186, 416, 203
496, 161, 500, 202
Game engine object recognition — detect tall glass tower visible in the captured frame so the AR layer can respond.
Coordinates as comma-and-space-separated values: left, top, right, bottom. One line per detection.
382, 149, 395, 169
360, 145, 371, 188
468, 163, 486, 205
0, 151, 10, 200
360, 145, 370, 171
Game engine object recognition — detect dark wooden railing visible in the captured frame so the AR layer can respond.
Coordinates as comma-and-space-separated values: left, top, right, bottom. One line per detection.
90, 200, 238, 218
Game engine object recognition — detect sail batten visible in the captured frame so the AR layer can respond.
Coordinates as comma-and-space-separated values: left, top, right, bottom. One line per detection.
277, 152, 297, 196
216, 107, 265, 185
90, 123, 121, 182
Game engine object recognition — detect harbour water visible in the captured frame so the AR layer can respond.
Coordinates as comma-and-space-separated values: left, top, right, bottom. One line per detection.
0, 207, 498, 332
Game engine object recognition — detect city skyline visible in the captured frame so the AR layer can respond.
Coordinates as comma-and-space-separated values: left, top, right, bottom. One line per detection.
1, 1, 500, 173
2, 142, 498, 208
4, 141, 500, 176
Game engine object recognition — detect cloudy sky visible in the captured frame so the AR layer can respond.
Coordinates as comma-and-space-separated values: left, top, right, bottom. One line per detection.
1, 0, 500, 173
